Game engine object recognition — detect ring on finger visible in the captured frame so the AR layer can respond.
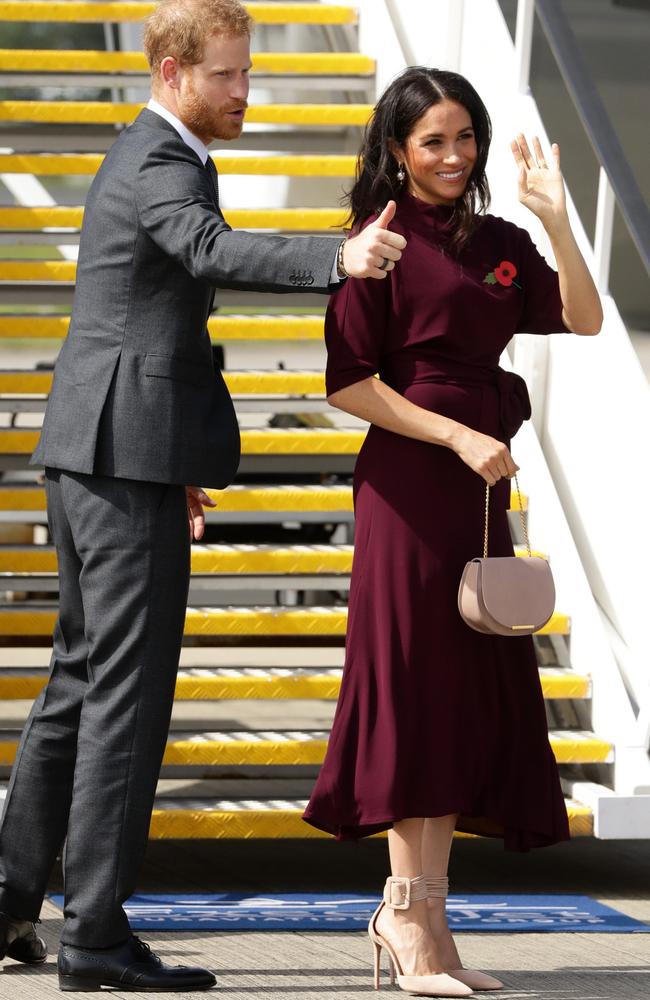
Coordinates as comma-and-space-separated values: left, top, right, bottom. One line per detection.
378, 257, 390, 270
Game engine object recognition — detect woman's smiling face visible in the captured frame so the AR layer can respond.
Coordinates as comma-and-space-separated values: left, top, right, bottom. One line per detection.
392, 98, 478, 206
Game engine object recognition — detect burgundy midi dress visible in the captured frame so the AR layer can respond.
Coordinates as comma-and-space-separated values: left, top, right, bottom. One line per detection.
303, 191, 571, 851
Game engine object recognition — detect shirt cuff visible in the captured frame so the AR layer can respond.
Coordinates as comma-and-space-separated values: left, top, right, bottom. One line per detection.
330, 253, 342, 284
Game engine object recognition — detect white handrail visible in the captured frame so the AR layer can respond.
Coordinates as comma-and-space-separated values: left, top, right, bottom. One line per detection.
594, 167, 616, 295
514, 0, 535, 93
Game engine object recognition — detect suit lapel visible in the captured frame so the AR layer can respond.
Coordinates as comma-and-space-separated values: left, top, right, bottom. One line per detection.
205, 156, 220, 204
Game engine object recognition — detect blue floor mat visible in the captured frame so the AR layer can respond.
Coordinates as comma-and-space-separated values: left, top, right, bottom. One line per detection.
49, 893, 649, 932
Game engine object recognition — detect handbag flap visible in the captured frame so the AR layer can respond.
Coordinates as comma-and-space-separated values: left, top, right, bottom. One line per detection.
477, 556, 555, 629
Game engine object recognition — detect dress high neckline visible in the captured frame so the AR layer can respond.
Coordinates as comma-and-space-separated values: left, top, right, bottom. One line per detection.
398, 190, 456, 225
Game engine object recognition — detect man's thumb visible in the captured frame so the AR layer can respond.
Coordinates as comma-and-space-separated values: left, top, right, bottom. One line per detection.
374, 199, 396, 229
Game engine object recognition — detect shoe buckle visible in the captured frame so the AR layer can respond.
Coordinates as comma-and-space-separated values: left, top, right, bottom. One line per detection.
383, 877, 410, 910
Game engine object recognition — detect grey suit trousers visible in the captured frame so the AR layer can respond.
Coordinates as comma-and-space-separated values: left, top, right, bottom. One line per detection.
0, 469, 189, 946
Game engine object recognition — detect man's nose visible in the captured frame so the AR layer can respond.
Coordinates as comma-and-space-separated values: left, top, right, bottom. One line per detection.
230, 73, 249, 101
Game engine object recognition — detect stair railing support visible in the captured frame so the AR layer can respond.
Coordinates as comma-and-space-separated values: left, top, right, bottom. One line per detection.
594, 166, 616, 294
515, 0, 535, 93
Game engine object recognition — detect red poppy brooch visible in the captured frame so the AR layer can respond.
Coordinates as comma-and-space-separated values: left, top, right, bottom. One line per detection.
483, 260, 521, 289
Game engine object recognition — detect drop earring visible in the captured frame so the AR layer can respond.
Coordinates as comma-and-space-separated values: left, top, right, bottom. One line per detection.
396, 163, 406, 184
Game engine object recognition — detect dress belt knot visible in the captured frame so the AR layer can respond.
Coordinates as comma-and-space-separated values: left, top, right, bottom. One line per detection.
495, 368, 532, 440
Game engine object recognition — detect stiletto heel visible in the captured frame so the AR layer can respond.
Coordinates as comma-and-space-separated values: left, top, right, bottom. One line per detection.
368, 875, 473, 997
372, 939, 382, 990
425, 876, 504, 991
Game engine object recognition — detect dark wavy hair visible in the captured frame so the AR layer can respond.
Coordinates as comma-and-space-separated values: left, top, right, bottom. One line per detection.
346, 67, 492, 252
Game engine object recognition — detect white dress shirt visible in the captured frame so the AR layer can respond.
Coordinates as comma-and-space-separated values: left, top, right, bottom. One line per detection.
147, 98, 209, 165
145, 98, 341, 284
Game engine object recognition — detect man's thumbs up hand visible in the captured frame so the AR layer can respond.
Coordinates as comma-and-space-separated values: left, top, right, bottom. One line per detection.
341, 201, 406, 279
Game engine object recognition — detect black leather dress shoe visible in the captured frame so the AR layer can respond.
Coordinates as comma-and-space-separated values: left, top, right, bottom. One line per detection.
58, 934, 216, 992
0, 912, 48, 964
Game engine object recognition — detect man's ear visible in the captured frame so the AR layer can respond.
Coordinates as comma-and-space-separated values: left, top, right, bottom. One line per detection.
160, 55, 182, 90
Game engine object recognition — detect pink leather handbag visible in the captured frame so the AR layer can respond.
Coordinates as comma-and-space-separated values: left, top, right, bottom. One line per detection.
458, 476, 556, 636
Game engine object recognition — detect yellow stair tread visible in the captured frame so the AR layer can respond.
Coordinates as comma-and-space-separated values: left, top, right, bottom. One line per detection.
0, 154, 356, 177
0, 428, 558, 470
0, 543, 354, 575
0, 785, 591, 839
0, 542, 543, 575
0, 50, 374, 75
0, 484, 353, 513
147, 797, 594, 839
0, 101, 372, 126
0, 368, 327, 394
0, 427, 542, 468
0, 606, 570, 637
0, 665, 591, 702
0, 3, 358, 25
0, 315, 327, 341
0, 728, 612, 767
0, 207, 347, 233
0, 483, 527, 514
0, 428, 367, 455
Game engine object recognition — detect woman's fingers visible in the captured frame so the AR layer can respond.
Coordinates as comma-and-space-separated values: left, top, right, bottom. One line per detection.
487, 446, 518, 484
516, 133, 535, 169
532, 135, 547, 168
551, 141, 561, 170
507, 455, 521, 478
457, 429, 519, 487
495, 457, 512, 480
510, 138, 525, 169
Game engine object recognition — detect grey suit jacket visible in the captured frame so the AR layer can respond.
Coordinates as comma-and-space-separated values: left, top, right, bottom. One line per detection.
32, 109, 342, 488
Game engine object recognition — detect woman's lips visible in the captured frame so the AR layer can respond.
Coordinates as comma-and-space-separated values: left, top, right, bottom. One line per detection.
436, 167, 466, 183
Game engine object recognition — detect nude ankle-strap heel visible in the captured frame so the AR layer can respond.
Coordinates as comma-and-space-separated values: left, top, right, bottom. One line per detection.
425, 876, 504, 992
368, 875, 473, 996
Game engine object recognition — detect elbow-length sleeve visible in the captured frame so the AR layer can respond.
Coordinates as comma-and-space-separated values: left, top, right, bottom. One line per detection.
515, 227, 569, 335
324, 258, 391, 396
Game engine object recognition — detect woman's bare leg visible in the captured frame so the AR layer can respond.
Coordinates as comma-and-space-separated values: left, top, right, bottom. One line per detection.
421, 815, 463, 969
376, 817, 448, 975
421, 817, 505, 990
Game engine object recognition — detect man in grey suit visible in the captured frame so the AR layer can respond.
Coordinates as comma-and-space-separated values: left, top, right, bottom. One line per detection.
0, 0, 405, 991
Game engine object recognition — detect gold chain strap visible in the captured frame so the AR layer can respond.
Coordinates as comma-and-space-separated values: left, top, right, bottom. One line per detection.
483, 472, 531, 559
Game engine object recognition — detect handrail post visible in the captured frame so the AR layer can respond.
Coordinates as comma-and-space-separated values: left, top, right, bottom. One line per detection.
445, 0, 465, 71
594, 166, 616, 294
515, 0, 535, 93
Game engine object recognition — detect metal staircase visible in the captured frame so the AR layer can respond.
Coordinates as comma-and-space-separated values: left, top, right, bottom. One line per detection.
0, 0, 647, 843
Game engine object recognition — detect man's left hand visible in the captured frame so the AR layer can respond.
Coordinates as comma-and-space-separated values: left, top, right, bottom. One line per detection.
186, 486, 217, 541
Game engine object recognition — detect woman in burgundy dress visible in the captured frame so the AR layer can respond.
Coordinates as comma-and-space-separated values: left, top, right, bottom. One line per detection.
303, 68, 602, 995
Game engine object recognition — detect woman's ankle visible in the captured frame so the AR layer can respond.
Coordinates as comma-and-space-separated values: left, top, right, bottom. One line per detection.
381, 896, 431, 931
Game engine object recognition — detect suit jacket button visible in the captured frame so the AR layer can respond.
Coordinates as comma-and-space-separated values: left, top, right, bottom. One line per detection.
307, 276, 314, 285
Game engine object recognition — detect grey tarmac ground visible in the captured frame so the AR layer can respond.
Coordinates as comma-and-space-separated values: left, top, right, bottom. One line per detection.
1, 836, 650, 1000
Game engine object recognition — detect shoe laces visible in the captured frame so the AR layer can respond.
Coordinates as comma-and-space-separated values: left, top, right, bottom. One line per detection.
132, 936, 161, 965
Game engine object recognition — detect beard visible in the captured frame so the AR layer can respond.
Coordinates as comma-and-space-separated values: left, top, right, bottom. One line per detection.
177, 75, 247, 144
